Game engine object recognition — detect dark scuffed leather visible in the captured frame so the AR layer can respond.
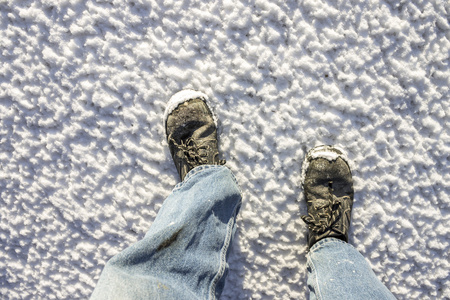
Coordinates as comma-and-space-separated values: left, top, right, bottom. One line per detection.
302, 156, 354, 249
166, 98, 224, 181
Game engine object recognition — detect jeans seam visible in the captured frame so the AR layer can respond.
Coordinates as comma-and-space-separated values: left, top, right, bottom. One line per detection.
307, 255, 323, 300
208, 200, 240, 300
229, 170, 242, 195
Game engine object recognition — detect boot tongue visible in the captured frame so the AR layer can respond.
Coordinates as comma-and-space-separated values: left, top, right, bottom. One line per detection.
302, 195, 342, 233
302, 193, 352, 248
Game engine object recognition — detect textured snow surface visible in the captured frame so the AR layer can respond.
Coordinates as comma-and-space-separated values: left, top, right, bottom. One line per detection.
1, 0, 449, 299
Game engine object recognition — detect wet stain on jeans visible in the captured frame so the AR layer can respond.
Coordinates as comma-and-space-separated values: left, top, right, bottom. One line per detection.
157, 282, 169, 290
157, 229, 182, 251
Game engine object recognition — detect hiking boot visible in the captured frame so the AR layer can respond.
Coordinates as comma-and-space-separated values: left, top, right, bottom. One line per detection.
301, 145, 354, 248
164, 90, 225, 181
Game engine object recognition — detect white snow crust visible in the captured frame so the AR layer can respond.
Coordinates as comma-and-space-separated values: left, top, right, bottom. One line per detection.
1, 0, 449, 299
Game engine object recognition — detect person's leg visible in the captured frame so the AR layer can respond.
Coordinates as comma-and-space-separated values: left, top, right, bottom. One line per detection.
306, 238, 395, 300
301, 146, 395, 300
91, 90, 241, 300
91, 165, 241, 300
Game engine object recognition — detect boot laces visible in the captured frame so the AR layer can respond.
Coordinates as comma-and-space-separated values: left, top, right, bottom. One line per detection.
170, 137, 225, 167
301, 183, 348, 234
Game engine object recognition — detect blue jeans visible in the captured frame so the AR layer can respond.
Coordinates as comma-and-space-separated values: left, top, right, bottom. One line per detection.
307, 238, 396, 300
91, 165, 242, 300
91, 165, 395, 299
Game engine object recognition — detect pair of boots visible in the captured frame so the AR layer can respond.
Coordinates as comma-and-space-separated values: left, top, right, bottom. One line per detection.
165, 90, 353, 249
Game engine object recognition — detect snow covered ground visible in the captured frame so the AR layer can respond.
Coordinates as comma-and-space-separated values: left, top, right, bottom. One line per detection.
1, 0, 449, 298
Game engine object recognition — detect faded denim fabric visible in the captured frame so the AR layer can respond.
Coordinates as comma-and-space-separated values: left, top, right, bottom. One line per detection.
91, 165, 242, 300
91, 165, 394, 300
307, 238, 396, 300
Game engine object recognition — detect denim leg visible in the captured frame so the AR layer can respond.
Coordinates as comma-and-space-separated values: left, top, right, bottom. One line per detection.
307, 238, 396, 300
91, 165, 242, 300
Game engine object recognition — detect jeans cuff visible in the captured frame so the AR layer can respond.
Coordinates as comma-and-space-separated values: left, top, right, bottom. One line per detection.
309, 237, 348, 253
173, 165, 231, 191
186, 165, 226, 181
